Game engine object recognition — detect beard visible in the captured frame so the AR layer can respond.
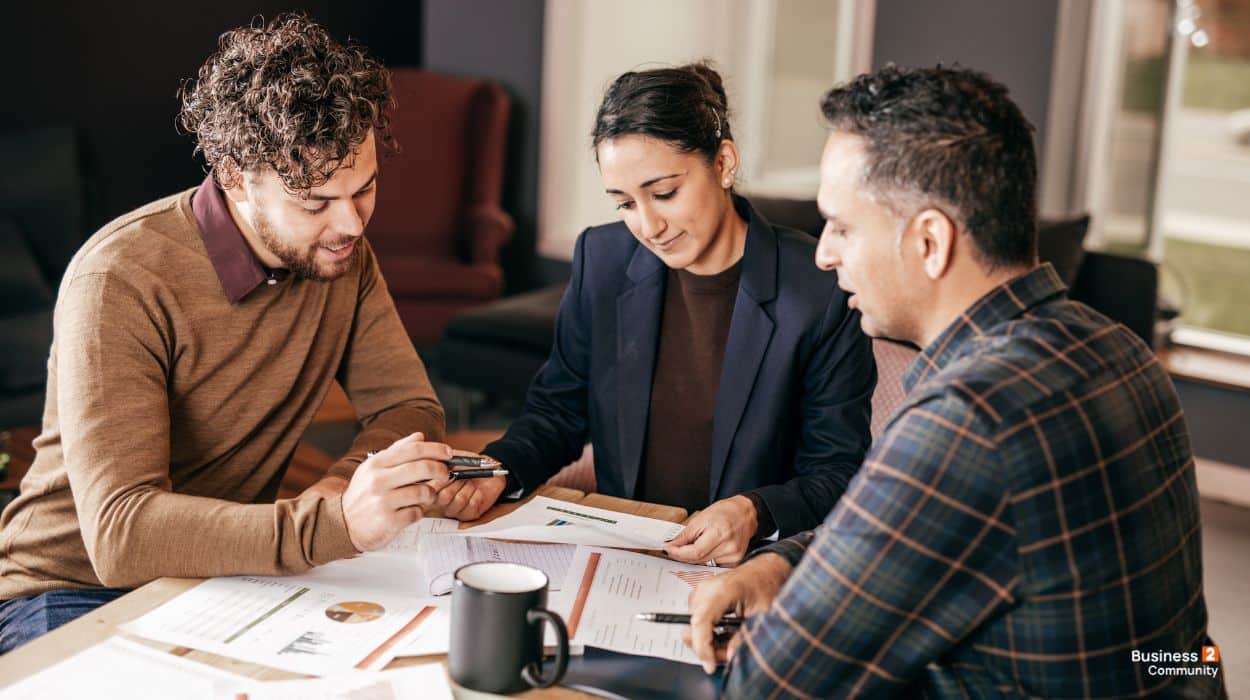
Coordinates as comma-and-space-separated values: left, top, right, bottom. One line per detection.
251, 208, 359, 282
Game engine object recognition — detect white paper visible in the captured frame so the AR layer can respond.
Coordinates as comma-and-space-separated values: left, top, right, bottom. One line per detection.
416, 533, 576, 596
451, 496, 683, 549
0, 636, 247, 699
287, 554, 427, 598
395, 605, 452, 656
554, 546, 728, 665
233, 662, 452, 700
122, 576, 437, 676
375, 517, 461, 555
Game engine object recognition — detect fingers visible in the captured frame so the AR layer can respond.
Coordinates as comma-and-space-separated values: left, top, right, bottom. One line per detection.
436, 479, 472, 509
666, 521, 700, 548
372, 438, 453, 471
681, 627, 733, 668
687, 576, 742, 674
666, 528, 720, 564
444, 480, 476, 516
705, 538, 748, 567
375, 453, 452, 489
386, 483, 441, 512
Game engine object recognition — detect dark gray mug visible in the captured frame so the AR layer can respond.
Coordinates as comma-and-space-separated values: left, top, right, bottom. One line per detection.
449, 562, 569, 694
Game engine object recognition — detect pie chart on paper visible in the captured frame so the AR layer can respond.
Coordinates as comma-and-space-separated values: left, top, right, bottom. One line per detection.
324, 601, 386, 623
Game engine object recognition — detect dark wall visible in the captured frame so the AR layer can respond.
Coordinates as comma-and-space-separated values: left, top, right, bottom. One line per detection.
0, 2, 422, 232
872, 0, 1059, 165
422, 0, 546, 293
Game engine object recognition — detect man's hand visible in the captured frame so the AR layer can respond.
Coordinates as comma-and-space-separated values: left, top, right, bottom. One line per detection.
299, 475, 349, 501
665, 495, 759, 566
684, 552, 793, 673
433, 470, 508, 521
341, 432, 453, 551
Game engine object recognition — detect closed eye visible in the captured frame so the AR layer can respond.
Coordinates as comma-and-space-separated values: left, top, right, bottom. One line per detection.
654, 189, 677, 200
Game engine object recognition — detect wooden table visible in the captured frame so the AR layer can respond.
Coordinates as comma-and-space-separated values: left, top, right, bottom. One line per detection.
0, 486, 688, 697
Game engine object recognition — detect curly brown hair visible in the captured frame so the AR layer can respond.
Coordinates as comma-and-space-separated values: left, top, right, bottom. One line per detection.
178, 13, 394, 193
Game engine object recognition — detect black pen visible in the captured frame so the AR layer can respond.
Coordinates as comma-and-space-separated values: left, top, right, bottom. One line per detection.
412, 468, 509, 485
636, 612, 743, 635
447, 468, 509, 480
365, 452, 502, 469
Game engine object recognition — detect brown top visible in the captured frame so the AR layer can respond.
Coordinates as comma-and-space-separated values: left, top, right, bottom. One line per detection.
0, 179, 444, 599
637, 262, 741, 513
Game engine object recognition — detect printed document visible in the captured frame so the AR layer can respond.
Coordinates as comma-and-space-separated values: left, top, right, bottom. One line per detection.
121, 576, 436, 676
451, 496, 683, 549
234, 662, 452, 700
416, 532, 576, 596
555, 546, 728, 665
0, 636, 246, 699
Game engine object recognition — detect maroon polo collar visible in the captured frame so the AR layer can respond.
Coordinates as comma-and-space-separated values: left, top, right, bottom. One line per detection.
191, 173, 289, 304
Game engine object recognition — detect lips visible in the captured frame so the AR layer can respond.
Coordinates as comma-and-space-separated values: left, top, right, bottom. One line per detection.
321, 239, 357, 259
652, 231, 686, 252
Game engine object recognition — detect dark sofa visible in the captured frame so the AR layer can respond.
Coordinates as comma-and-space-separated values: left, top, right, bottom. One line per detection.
1, 126, 89, 428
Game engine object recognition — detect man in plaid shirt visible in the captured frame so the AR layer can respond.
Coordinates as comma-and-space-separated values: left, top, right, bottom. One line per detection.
687, 66, 1225, 698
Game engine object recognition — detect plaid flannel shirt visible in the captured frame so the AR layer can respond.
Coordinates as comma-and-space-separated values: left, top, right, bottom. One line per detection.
726, 264, 1224, 698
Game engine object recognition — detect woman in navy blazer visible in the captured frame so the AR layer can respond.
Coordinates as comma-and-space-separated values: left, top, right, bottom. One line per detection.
443, 64, 875, 566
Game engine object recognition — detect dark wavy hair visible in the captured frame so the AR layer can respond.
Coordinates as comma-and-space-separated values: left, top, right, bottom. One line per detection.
178, 13, 394, 193
821, 65, 1038, 270
592, 61, 731, 163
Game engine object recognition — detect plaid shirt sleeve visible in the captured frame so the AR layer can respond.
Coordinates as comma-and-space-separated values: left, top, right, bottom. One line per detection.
725, 392, 1019, 698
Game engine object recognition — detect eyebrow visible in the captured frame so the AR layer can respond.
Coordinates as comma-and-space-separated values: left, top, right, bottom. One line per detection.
605, 172, 682, 195
307, 171, 378, 201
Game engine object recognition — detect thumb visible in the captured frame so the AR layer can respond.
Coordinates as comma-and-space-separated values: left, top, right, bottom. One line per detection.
666, 522, 700, 548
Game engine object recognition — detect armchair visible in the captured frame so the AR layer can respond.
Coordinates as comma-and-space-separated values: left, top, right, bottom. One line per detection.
368, 68, 514, 346
1, 126, 89, 429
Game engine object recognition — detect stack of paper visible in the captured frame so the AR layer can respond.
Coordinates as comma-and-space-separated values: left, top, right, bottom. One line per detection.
451, 496, 684, 549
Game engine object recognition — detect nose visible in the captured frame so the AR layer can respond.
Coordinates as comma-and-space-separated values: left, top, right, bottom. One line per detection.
815, 223, 841, 271
332, 199, 366, 239
637, 203, 667, 241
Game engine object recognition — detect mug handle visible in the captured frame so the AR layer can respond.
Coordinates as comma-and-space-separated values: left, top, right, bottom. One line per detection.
522, 607, 569, 689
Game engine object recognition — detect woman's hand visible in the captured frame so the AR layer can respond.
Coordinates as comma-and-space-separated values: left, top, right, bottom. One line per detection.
664, 495, 759, 567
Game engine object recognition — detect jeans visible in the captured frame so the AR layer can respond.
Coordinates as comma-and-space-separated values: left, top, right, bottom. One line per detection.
0, 587, 129, 654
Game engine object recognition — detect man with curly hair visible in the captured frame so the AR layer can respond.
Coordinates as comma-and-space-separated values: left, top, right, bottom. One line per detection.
686, 65, 1223, 697
0, 14, 454, 653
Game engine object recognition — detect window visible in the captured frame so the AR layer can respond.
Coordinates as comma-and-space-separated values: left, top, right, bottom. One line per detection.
1086, 0, 1250, 351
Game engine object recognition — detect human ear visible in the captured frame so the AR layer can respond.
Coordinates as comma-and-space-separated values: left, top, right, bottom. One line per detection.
914, 208, 957, 280
217, 157, 248, 203
717, 141, 740, 189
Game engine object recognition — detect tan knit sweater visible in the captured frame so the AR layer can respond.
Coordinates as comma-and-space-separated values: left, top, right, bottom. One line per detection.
0, 188, 444, 599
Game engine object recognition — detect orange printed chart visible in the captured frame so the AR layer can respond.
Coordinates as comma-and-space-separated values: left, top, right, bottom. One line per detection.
324, 601, 386, 624
670, 569, 718, 588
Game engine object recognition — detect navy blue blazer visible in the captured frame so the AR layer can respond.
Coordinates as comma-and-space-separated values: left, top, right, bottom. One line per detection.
483, 198, 875, 536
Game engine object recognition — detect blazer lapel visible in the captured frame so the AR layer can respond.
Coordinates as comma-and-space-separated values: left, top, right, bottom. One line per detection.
709, 198, 779, 500
616, 245, 666, 498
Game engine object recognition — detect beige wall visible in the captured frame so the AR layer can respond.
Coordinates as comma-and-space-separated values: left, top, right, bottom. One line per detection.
537, 0, 736, 260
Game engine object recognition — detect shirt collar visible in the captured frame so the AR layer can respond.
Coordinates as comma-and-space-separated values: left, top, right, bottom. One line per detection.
191, 173, 289, 304
903, 263, 1069, 392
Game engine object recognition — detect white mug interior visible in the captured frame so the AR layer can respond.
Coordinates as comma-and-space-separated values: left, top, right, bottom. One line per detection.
456, 562, 548, 594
